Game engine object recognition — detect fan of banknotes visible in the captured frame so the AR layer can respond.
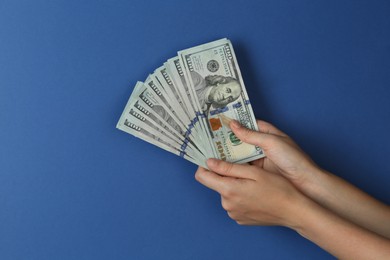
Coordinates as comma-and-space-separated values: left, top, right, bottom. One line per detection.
117, 38, 264, 168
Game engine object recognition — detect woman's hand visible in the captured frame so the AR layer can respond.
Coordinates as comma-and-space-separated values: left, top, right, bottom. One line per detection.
230, 120, 320, 191
224, 120, 390, 238
195, 158, 305, 226
195, 120, 390, 259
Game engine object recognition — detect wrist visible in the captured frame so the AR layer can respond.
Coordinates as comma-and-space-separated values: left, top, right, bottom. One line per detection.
298, 166, 330, 204
281, 190, 316, 230
281, 186, 316, 229
283, 166, 331, 230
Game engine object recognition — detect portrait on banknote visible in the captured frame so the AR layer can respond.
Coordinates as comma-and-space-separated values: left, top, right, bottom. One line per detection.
191, 71, 241, 116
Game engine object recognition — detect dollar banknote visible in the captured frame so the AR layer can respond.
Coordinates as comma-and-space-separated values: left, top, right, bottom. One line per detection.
178, 38, 264, 163
117, 39, 264, 167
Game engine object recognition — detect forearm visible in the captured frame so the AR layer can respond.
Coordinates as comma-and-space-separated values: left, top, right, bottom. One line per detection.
289, 196, 390, 260
302, 168, 390, 238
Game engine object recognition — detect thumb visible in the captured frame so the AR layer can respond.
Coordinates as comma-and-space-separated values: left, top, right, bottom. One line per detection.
229, 120, 276, 150
207, 158, 256, 180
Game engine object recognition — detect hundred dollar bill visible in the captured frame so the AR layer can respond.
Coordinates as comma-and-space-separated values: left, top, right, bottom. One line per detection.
131, 81, 208, 158
130, 99, 206, 162
123, 110, 205, 163
143, 75, 211, 158
118, 118, 206, 168
152, 68, 205, 145
154, 65, 210, 153
179, 38, 264, 163
165, 57, 211, 157
134, 81, 204, 158
117, 82, 206, 166
154, 66, 190, 119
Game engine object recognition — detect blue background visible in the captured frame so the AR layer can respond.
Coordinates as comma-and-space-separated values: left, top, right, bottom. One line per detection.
1, 0, 389, 259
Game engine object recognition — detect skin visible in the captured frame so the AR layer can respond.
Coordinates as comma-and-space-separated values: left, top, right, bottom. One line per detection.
208, 81, 241, 107
195, 120, 390, 259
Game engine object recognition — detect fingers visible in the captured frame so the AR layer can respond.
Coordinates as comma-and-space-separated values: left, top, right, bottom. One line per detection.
207, 158, 256, 180
195, 159, 256, 194
229, 120, 277, 150
195, 166, 226, 193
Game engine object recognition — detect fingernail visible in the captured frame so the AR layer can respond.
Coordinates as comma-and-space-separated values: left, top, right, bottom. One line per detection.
231, 120, 241, 129
207, 158, 218, 168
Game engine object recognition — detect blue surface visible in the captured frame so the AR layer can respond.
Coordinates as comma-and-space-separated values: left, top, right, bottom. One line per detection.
1, 0, 389, 259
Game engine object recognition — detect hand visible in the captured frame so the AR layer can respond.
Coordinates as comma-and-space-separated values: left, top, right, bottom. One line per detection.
230, 120, 319, 190
195, 158, 305, 226
195, 120, 390, 259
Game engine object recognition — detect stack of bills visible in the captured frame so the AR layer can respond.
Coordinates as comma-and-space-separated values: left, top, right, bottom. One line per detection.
117, 38, 264, 168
